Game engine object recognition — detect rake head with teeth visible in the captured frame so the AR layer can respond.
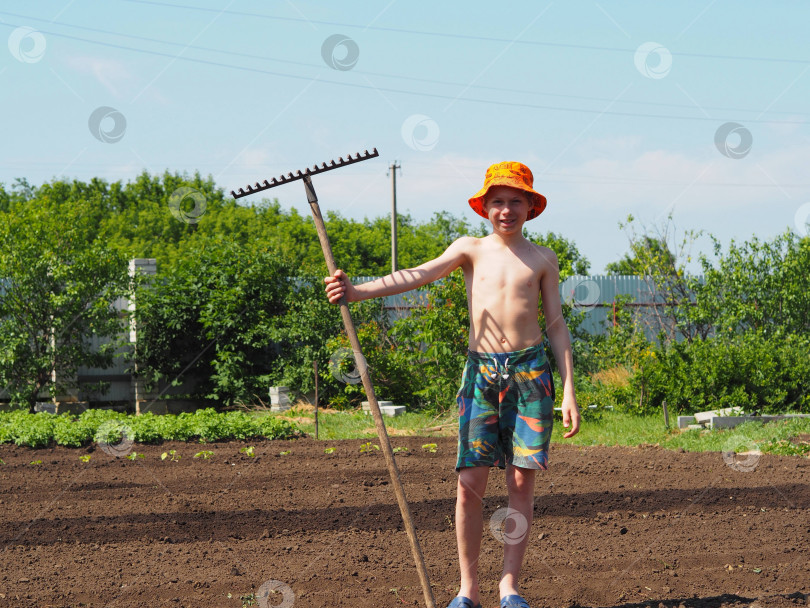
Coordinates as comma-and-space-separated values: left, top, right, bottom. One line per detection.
230, 148, 379, 199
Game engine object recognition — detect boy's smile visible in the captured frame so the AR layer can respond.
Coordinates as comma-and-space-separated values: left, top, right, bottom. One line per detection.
484, 186, 530, 235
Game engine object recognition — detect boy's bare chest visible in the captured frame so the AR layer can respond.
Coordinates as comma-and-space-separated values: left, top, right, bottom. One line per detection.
470, 254, 541, 292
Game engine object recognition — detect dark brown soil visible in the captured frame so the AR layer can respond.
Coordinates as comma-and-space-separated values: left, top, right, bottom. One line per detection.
0, 437, 808, 608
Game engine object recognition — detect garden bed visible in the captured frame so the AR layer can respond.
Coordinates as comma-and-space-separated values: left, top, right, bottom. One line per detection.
0, 437, 808, 607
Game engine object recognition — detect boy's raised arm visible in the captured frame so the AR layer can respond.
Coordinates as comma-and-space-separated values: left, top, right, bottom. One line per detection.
324, 236, 470, 304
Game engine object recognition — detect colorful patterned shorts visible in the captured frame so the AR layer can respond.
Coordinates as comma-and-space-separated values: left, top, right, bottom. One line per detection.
456, 343, 555, 471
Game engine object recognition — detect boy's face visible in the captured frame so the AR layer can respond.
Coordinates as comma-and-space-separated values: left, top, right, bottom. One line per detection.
483, 185, 531, 235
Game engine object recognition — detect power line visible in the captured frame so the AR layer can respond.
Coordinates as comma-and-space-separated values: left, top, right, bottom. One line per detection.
119, 0, 810, 66
2, 160, 809, 189
1, 9, 807, 117
0, 20, 804, 125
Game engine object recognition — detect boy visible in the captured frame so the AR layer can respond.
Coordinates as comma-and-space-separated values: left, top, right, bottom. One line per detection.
324, 161, 580, 608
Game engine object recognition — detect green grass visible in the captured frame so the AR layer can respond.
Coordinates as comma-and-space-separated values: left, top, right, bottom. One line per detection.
269, 406, 455, 440
554, 411, 810, 456
273, 407, 810, 457
551, 411, 667, 447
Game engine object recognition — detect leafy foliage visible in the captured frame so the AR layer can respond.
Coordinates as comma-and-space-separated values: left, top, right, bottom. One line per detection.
691, 232, 810, 336
0, 192, 130, 409
605, 235, 675, 276
633, 329, 810, 414
600, 218, 810, 414
4, 172, 807, 420
134, 239, 349, 407
0, 407, 302, 448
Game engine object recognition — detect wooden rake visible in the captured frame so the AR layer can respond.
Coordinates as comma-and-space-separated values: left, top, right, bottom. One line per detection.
232, 149, 436, 608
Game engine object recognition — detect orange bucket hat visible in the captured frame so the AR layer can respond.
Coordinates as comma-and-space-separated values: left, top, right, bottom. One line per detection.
468, 161, 547, 220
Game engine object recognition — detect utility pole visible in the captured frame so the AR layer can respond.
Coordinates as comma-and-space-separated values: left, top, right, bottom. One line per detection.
389, 161, 401, 273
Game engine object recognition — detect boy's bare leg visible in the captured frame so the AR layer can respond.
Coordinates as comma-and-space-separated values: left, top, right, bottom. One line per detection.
499, 464, 536, 599
456, 465, 490, 603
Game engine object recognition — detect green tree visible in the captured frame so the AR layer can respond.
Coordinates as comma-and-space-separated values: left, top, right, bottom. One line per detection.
605, 235, 675, 276
692, 231, 810, 336
134, 239, 290, 406
0, 194, 130, 409
133, 238, 376, 407
6, 171, 590, 280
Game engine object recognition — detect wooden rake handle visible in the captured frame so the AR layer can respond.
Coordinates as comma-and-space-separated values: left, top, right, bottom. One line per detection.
303, 176, 436, 608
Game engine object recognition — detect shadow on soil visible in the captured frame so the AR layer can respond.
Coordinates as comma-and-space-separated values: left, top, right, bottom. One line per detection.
2, 483, 806, 547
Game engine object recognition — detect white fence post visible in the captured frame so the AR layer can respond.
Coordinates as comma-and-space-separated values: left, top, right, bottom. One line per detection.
128, 259, 160, 414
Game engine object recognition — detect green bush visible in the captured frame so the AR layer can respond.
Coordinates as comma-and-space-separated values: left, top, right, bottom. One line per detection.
691, 232, 810, 336
275, 275, 381, 400
593, 227, 810, 415
318, 271, 466, 414
323, 318, 424, 409
633, 330, 810, 414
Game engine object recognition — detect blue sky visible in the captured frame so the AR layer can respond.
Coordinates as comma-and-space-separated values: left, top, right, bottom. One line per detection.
1, 1, 809, 273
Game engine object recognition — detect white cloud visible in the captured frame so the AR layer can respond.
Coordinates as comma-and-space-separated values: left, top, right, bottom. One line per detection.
549, 138, 810, 214
63, 55, 135, 99
61, 54, 168, 104
236, 147, 272, 171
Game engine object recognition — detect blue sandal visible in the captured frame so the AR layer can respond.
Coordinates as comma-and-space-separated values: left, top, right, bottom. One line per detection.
447, 597, 482, 608
500, 595, 531, 608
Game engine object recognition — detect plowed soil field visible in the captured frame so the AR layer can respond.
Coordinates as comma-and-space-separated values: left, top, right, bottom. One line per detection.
0, 437, 808, 608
